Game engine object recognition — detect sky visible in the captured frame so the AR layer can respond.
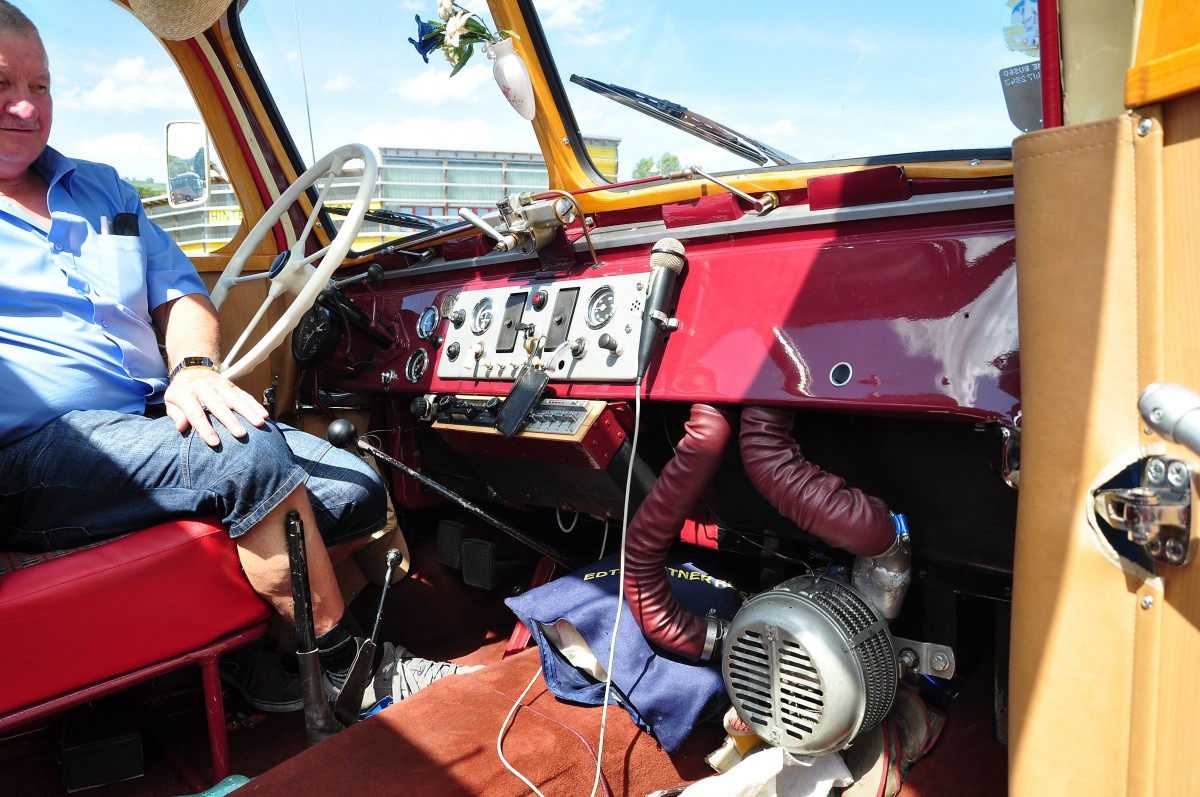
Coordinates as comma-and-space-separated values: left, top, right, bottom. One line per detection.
17, 0, 1038, 184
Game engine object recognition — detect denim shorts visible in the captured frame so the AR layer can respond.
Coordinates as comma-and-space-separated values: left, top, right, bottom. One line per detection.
0, 409, 387, 552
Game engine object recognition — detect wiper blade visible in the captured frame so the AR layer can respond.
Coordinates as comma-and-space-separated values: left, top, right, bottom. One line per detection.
570, 75, 796, 167
325, 205, 443, 231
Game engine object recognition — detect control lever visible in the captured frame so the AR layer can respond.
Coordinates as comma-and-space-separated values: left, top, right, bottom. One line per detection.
285, 511, 343, 745
326, 419, 580, 569
331, 262, 384, 290
458, 208, 519, 252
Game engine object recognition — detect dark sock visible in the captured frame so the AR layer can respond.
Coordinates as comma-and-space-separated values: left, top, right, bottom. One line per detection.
316, 610, 366, 687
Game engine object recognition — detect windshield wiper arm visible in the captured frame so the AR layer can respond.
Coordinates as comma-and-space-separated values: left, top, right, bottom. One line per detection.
325, 205, 443, 231
570, 75, 796, 167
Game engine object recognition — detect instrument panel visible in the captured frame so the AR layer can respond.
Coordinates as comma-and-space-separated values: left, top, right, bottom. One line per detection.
434, 272, 650, 382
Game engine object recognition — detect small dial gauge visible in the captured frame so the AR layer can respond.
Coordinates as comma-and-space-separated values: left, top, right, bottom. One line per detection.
416, 305, 440, 339
586, 286, 616, 329
291, 303, 342, 366
405, 349, 429, 383
471, 296, 494, 335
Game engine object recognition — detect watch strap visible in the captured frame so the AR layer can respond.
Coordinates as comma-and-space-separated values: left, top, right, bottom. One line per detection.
169, 356, 219, 380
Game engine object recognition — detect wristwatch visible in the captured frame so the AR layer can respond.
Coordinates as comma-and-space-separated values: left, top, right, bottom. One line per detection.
169, 356, 219, 380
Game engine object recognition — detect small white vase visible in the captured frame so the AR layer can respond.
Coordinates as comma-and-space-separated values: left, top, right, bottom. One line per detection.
486, 37, 536, 121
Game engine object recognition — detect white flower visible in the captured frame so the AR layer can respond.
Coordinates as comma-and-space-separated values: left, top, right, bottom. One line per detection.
442, 46, 461, 67
437, 0, 456, 21
443, 10, 472, 48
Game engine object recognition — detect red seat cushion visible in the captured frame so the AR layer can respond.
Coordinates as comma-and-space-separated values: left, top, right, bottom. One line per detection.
0, 518, 271, 715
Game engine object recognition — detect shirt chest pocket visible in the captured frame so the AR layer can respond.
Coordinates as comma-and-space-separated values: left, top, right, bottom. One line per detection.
94, 234, 148, 313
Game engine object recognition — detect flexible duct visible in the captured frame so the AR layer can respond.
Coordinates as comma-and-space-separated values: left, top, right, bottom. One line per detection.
623, 404, 734, 662
739, 406, 895, 556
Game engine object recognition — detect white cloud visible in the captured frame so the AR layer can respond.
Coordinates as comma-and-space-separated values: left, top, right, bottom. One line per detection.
68, 131, 162, 181
393, 62, 494, 105
55, 57, 191, 114
323, 75, 353, 92
533, 0, 607, 31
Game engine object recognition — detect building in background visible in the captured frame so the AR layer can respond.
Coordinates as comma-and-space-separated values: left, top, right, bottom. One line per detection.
145, 138, 620, 254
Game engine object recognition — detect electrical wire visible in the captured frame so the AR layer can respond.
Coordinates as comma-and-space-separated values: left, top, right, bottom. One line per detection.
496, 665, 550, 797
556, 506, 579, 533
494, 383, 642, 797
588, 375, 642, 797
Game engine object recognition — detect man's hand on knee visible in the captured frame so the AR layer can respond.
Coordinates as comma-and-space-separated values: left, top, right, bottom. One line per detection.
164, 368, 270, 447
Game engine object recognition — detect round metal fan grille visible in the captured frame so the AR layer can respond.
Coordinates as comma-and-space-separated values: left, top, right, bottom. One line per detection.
723, 576, 897, 754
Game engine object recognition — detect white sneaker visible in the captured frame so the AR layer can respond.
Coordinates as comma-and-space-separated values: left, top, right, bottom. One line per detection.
358, 642, 483, 710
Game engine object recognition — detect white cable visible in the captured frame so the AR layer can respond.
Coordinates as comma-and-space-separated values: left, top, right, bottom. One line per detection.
556, 506, 579, 533
588, 376, 642, 797
598, 518, 610, 559
497, 665, 550, 797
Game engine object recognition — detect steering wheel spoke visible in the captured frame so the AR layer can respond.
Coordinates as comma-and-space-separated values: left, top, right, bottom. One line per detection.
210, 144, 377, 381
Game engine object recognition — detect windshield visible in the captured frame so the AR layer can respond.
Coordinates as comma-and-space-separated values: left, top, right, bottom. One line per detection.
541, 0, 1039, 177
25, 0, 1037, 257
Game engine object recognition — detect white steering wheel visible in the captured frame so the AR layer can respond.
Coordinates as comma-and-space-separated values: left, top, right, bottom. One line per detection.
210, 143, 377, 382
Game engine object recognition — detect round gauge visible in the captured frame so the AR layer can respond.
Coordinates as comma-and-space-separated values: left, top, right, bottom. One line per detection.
416, 305, 440, 339
471, 296, 494, 335
291, 303, 342, 366
586, 286, 616, 329
405, 349, 429, 383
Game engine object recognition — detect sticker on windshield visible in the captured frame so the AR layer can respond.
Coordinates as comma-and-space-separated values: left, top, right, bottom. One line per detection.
1004, 0, 1039, 57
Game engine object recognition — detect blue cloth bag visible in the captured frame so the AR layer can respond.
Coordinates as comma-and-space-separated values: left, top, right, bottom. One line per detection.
505, 553, 747, 751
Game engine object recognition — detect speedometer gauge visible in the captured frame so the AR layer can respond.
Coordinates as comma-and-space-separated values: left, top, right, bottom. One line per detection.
586, 286, 616, 329
471, 297, 494, 335
416, 305, 440, 339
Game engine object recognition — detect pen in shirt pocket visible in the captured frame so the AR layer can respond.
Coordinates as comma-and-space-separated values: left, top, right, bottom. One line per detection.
99, 215, 110, 235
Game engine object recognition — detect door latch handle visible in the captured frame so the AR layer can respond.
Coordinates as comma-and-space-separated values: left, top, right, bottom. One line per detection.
1094, 457, 1194, 566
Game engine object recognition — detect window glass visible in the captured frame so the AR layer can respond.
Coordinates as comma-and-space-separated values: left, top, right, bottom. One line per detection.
535, 0, 1040, 179
237, 0, 549, 246
21, 1, 221, 252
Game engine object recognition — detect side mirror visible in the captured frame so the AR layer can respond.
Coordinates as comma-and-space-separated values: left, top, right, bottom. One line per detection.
165, 120, 210, 208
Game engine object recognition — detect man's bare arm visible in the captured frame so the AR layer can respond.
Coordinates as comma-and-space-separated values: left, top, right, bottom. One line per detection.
152, 294, 269, 447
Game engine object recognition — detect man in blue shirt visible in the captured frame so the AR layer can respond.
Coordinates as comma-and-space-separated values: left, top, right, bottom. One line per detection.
0, 1, 469, 713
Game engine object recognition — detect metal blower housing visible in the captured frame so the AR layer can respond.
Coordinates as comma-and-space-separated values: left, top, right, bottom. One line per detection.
722, 574, 898, 755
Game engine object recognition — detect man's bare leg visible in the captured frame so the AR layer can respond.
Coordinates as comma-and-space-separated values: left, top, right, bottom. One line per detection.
234, 483, 345, 636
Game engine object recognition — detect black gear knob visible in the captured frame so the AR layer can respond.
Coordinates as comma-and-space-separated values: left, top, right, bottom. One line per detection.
327, 418, 359, 449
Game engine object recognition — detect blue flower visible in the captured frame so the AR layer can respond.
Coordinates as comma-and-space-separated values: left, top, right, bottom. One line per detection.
408, 14, 442, 63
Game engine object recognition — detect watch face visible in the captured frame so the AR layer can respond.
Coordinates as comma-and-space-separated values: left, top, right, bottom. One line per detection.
292, 303, 343, 366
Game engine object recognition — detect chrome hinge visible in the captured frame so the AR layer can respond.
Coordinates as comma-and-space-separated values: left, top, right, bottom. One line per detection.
1094, 457, 1194, 566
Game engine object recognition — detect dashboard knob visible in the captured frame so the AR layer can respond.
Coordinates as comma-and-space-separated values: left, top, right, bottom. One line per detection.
327, 418, 358, 448
598, 333, 623, 356
410, 396, 432, 420
485, 397, 501, 412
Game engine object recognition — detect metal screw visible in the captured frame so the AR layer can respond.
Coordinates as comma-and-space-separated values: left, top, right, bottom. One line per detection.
1167, 461, 1191, 489
1166, 538, 1186, 563
1149, 538, 1163, 557
931, 652, 951, 672
899, 649, 918, 670
1137, 118, 1153, 136
1141, 594, 1155, 610
1151, 407, 1164, 423
1147, 458, 1167, 483
969, 158, 982, 166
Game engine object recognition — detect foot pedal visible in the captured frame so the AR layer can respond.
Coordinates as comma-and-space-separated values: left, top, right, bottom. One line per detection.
436, 520, 466, 569
461, 538, 497, 590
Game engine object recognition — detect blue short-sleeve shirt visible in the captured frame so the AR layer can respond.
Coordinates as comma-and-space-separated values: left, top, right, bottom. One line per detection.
0, 146, 209, 445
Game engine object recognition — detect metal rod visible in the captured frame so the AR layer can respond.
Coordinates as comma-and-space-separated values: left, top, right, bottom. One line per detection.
355, 438, 581, 570
285, 511, 343, 744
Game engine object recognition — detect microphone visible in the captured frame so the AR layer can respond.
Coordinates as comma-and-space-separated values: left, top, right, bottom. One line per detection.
637, 237, 687, 379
